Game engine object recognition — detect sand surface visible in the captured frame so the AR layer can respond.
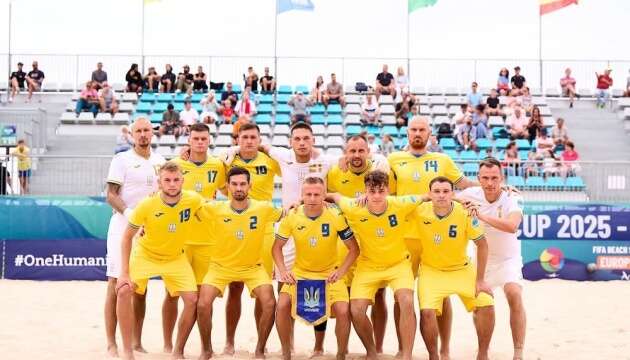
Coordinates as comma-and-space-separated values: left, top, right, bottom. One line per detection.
1, 279, 629, 360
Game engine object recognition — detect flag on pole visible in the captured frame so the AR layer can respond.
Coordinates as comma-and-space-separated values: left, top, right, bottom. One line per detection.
408, 0, 438, 13
277, 0, 314, 14
539, 0, 578, 15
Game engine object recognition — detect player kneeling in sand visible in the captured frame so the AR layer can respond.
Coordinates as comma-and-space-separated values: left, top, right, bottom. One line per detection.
413, 177, 495, 360
459, 158, 526, 360
273, 176, 360, 360
116, 162, 202, 360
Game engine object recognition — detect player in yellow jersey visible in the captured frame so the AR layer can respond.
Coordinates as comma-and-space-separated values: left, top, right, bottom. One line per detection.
196, 166, 284, 360
326, 134, 391, 354
388, 116, 478, 358
115, 162, 202, 360
161, 123, 226, 352
220, 122, 282, 354
413, 177, 494, 360
273, 176, 359, 360
327, 170, 424, 360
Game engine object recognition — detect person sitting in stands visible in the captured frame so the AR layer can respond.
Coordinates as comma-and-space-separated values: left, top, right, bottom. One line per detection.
375, 64, 396, 100
75, 81, 99, 116
200, 90, 219, 124
144, 66, 160, 92
125, 63, 143, 93
323, 73, 346, 108
160, 104, 183, 138
91, 62, 108, 90
497, 67, 510, 96
311, 75, 326, 104
160, 64, 176, 93
99, 84, 119, 114
235, 90, 257, 120
176, 65, 194, 94
560, 68, 578, 108
244, 66, 259, 93
288, 91, 314, 123
193, 66, 208, 92
485, 88, 502, 116
260, 67, 276, 93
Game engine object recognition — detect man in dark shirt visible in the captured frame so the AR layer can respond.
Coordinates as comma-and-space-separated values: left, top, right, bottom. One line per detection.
91, 62, 108, 90
220, 82, 239, 108
510, 66, 526, 95
159, 104, 183, 138
9, 62, 26, 103
161, 64, 176, 93
259, 67, 276, 93
26, 61, 45, 103
375, 64, 396, 100
176, 65, 194, 94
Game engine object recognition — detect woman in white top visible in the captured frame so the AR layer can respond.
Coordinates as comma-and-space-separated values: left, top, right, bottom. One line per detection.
311, 75, 326, 104
200, 90, 219, 124
234, 90, 257, 119
395, 66, 409, 101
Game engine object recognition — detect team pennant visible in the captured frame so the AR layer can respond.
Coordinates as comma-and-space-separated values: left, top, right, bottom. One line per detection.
292, 279, 329, 326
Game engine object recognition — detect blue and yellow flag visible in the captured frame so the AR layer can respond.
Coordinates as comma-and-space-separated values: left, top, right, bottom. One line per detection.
277, 0, 314, 14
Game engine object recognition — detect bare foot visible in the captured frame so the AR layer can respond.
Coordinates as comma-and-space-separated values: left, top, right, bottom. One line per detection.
476, 352, 489, 360
198, 350, 213, 360
133, 344, 148, 353
395, 351, 403, 358
223, 343, 236, 355
440, 352, 451, 360
310, 349, 324, 358
254, 349, 266, 359
164, 345, 174, 353
171, 350, 186, 359
107, 344, 119, 357
336, 352, 346, 360
375, 348, 384, 354
121, 350, 136, 360
513, 347, 524, 360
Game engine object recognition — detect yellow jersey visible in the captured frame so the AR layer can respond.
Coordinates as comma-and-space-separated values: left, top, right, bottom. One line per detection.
326, 160, 377, 198
129, 190, 204, 261
338, 195, 421, 268
276, 205, 354, 277
200, 199, 283, 268
228, 152, 281, 201
11, 146, 31, 171
387, 151, 463, 195
413, 202, 485, 271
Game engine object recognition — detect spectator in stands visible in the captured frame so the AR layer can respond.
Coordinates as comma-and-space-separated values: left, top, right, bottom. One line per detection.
453, 104, 471, 127
160, 64, 176, 93
395, 89, 415, 129
99, 84, 119, 115
467, 82, 483, 107
426, 135, 443, 153
375, 64, 396, 100
551, 117, 569, 150
485, 88, 502, 116
26, 61, 45, 102
221, 82, 239, 108
506, 106, 528, 140
235, 90, 257, 119
511, 66, 526, 95
8, 62, 26, 103
220, 98, 236, 124
288, 91, 313, 123
124, 63, 143, 93
535, 127, 554, 154
497, 67, 510, 95
91, 62, 108, 89
381, 134, 395, 156
395, 67, 409, 100
560, 68, 578, 108
114, 125, 133, 154
527, 106, 544, 144
311, 75, 326, 104
595, 68, 613, 108
523, 150, 539, 177
160, 103, 184, 138
75, 81, 100, 116
625, 69, 630, 97
364, 133, 379, 154
200, 90, 219, 124
520, 86, 533, 114
472, 104, 489, 139
11, 139, 31, 194
245, 66, 259, 93
541, 149, 561, 178
144, 66, 160, 92
260, 67, 276, 93
560, 141, 580, 176
323, 73, 345, 108
456, 117, 477, 151
176, 65, 194, 94
360, 93, 381, 126
180, 100, 199, 130
193, 66, 208, 92
503, 141, 520, 176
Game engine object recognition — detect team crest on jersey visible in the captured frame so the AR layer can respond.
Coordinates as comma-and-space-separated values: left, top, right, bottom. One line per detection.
376, 228, 385, 237
309, 236, 317, 247
472, 218, 480, 227
412, 171, 421, 182
341, 179, 350, 184
194, 182, 203, 192
297, 225, 306, 231
168, 223, 176, 233
182, 170, 190, 175
309, 164, 323, 173
154, 212, 164, 218
433, 234, 442, 245
360, 218, 369, 222
223, 218, 232, 223
399, 162, 407, 167
235, 230, 244, 240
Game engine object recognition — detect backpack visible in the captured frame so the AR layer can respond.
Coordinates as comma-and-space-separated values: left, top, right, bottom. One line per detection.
355, 82, 368, 92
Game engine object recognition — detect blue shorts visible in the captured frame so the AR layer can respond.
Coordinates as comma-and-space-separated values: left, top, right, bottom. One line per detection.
18, 170, 31, 178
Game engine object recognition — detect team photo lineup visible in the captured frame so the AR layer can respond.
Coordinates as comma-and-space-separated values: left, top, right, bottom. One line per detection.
106, 116, 525, 360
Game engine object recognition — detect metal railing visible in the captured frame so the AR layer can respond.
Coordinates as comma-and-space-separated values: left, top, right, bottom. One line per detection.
2, 53, 630, 95
0, 108, 48, 154
1, 154, 629, 202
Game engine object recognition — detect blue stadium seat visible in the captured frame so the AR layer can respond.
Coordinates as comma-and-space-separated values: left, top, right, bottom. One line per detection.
462, 162, 479, 176
295, 85, 309, 94
193, 103, 203, 113
383, 126, 398, 136
494, 151, 505, 161
327, 104, 342, 114
346, 125, 363, 136
311, 104, 326, 115
507, 176, 525, 188
444, 149, 458, 160
278, 85, 292, 94
366, 125, 381, 135
136, 102, 152, 113
152, 102, 168, 113
395, 137, 408, 149
326, 114, 343, 125
140, 93, 156, 102
494, 138, 510, 149
275, 114, 291, 125
516, 139, 531, 150
232, 84, 242, 93
311, 114, 326, 125
173, 93, 187, 103
566, 176, 586, 190
460, 150, 479, 161
439, 137, 456, 150
157, 93, 173, 103
276, 104, 291, 115
258, 104, 273, 114
259, 94, 274, 104
525, 176, 545, 189
255, 114, 272, 125
277, 94, 290, 103
150, 113, 162, 124
191, 93, 204, 102
174, 103, 184, 112
546, 177, 565, 190
475, 138, 492, 151
492, 127, 509, 139
518, 150, 530, 161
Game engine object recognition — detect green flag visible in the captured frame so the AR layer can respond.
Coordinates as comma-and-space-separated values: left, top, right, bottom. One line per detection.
408, 0, 438, 13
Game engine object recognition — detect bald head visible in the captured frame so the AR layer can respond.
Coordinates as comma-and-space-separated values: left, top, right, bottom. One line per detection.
131, 117, 153, 148
407, 116, 431, 151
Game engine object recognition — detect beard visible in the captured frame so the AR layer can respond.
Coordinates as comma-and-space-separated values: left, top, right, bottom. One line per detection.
232, 192, 247, 201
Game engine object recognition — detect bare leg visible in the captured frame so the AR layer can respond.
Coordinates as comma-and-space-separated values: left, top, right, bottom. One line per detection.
224, 282, 244, 355
350, 299, 377, 360
313, 326, 325, 356
172, 292, 199, 359
333, 302, 351, 360
163, 290, 179, 353
473, 306, 495, 360
420, 309, 439, 360
197, 285, 220, 360
132, 292, 147, 353
504, 283, 526, 359
438, 298, 453, 359
393, 301, 402, 354
105, 278, 119, 357
393, 289, 415, 360
252, 284, 276, 358
117, 284, 137, 360
276, 293, 293, 360
372, 288, 387, 354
